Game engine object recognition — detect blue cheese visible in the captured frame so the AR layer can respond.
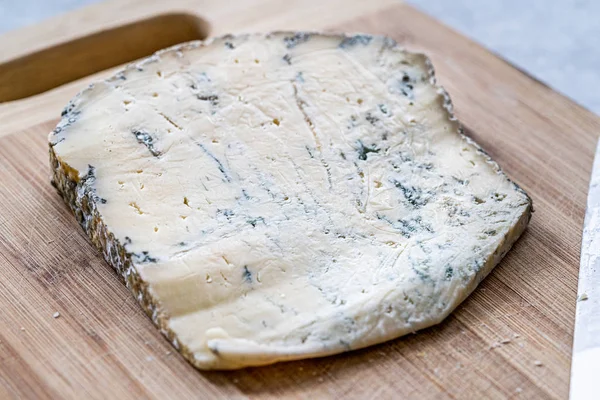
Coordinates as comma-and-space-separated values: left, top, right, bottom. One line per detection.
49, 32, 532, 370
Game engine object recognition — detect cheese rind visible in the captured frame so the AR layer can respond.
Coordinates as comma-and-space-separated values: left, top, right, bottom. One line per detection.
49, 32, 531, 370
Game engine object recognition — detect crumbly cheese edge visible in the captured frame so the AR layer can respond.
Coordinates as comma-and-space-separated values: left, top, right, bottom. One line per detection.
48, 31, 533, 370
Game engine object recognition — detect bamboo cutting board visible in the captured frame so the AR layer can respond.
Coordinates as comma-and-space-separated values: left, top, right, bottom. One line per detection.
0, 0, 598, 398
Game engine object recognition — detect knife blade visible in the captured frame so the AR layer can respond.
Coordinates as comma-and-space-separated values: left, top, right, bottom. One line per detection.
570, 138, 600, 400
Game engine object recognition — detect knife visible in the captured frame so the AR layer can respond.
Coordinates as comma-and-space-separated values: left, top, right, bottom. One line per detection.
570, 138, 600, 400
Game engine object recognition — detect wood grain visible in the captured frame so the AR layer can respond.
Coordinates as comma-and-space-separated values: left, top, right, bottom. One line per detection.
0, 0, 398, 137
0, 0, 598, 398
0, 13, 209, 102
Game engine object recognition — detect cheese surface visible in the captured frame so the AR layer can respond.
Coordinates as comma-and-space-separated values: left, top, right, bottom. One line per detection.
49, 32, 531, 370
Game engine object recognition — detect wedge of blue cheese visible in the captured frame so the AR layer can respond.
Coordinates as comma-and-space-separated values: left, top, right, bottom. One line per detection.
49, 32, 532, 370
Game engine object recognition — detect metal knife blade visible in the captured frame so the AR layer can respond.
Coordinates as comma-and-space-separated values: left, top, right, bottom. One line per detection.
570, 138, 600, 400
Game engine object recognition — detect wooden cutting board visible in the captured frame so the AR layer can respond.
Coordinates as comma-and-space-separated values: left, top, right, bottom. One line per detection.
0, 0, 598, 398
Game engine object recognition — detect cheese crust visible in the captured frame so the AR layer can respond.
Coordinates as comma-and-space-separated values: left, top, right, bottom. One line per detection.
49, 32, 532, 370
